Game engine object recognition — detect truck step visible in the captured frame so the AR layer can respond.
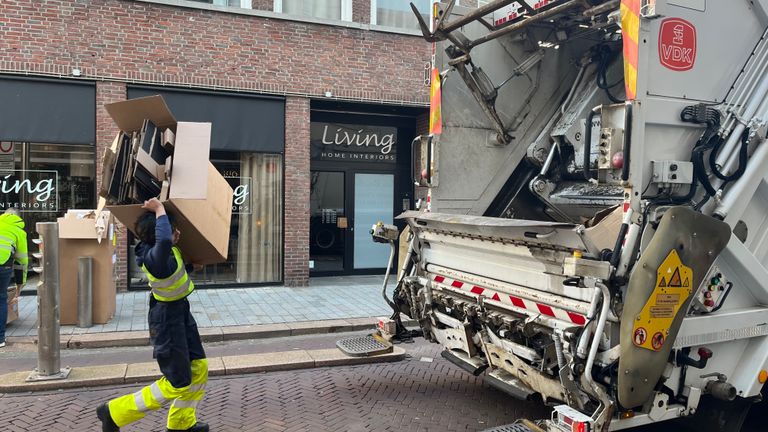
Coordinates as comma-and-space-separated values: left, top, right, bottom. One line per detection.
480, 422, 538, 432
441, 349, 488, 376
485, 369, 536, 401
336, 334, 393, 357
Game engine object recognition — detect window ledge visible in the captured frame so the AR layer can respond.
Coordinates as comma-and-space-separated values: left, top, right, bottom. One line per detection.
130, 0, 424, 37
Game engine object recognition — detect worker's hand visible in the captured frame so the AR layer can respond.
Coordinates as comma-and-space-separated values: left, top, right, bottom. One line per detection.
142, 198, 166, 216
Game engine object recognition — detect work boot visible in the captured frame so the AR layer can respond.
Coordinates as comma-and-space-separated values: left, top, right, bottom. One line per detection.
168, 422, 209, 432
96, 402, 119, 432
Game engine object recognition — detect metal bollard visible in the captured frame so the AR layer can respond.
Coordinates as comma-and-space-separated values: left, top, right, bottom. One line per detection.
26, 222, 70, 382
77, 256, 93, 328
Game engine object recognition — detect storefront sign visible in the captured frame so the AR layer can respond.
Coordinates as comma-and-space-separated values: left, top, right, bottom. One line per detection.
0, 170, 58, 212
225, 176, 252, 214
311, 123, 397, 163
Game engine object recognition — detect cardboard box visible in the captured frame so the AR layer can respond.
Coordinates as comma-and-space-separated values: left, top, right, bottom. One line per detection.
58, 210, 112, 240
6, 297, 18, 324
57, 212, 117, 325
102, 96, 233, 265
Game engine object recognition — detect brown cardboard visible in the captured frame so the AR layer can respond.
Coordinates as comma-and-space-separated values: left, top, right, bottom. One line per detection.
57, 212, 117, 325
58, 238, 117, 325
58, 210, 112, 240
105, 95, 176, 132
102, 96, 233, 265
168, 122, 210, 199
583, 206, 623, 252
109, 163, 232, 265
6, 297, 18, 324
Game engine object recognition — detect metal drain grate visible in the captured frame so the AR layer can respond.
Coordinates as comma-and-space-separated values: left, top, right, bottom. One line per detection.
480, 423, 535, 432
336, 335, 393, 357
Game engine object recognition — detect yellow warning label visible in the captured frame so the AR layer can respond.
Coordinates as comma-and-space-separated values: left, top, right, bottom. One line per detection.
632, 249, 692, 351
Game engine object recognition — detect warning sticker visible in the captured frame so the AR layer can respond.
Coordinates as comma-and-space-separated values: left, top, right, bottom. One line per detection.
656, 294, 680, 305
632, 249, 693, 352
650, 305, 675, 318
651, 332, 665, 351
633, 327, 648, 346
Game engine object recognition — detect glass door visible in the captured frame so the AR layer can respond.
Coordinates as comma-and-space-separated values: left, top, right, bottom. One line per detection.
310, 171, 347, 272
353, 173, 394, 269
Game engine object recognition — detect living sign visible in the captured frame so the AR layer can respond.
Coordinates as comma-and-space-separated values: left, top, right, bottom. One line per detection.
311, 123, 398, 163
0, 170, 58, 212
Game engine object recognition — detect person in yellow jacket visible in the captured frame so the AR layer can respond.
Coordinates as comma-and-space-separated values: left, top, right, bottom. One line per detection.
0, 208, 28, 348
97, 198, 208, 432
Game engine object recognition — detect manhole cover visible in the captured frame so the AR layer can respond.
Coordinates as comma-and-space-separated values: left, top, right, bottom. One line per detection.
336, 335, 392, 357
480, 424, 535, 432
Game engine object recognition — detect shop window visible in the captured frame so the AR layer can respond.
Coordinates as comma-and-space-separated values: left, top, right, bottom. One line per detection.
372, 0, 431, 30
274, 0, 352, 21
187, 0, 252, 8
0, 142, 96, 290
130, 152, 283, 287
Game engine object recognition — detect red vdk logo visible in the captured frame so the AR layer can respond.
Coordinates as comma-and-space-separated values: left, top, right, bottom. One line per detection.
658, 18, 697, 71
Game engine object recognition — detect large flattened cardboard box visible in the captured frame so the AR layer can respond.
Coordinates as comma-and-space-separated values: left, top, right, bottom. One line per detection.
103, 96, 233, 265
6, 286, 18, 324
57, 210, 117, 325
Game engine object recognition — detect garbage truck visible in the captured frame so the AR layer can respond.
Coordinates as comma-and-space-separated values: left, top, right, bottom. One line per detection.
350, 0, 768, 431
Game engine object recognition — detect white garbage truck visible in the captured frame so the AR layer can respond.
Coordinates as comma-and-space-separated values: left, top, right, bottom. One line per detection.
364, 1, 768, 431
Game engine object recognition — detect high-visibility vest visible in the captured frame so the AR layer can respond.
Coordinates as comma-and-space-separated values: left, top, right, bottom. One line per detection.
141, 246, 194, 302
0, 213, 28, 283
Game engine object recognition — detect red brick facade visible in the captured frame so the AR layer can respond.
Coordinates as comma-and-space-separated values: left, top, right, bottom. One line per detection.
353, 0, 372, 24
283, 97, 311, 287
251, 0, 273, 11
95, 81, 128, 290
0, 0, 429, 287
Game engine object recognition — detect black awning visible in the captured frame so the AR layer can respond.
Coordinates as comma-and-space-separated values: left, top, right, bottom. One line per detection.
128, 86, 285, 153
0, 76, 96, 144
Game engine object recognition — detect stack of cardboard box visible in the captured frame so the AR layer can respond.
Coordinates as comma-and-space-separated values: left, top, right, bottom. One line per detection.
57, 209, 117, 325
100, 95, 233, 265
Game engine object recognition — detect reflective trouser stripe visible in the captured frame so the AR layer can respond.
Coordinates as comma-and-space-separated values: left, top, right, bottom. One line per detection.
108, 359, 209, 429
167, 359, 209, 430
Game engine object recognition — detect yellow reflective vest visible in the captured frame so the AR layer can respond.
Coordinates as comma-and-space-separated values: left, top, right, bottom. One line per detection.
0, 213, 28, 283
141, 246, 194, 302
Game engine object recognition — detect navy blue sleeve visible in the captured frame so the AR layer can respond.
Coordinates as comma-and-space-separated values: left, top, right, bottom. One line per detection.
143, 215, 178, 278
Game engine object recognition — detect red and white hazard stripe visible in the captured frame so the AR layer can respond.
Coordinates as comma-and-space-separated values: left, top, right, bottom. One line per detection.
431, 274, 587, 326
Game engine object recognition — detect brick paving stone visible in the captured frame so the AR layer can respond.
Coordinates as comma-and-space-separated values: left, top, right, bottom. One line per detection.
0, 344, 550, 432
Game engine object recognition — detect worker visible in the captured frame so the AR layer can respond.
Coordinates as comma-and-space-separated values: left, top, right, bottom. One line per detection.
97, 198, 208, 432
0, 208, 27, 349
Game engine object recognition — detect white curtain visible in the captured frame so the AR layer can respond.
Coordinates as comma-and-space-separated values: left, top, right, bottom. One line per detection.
283, 0, 342, 20
236, 153, 283, 283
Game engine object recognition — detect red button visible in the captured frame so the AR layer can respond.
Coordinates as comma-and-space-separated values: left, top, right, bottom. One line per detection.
704, 299, 715, 307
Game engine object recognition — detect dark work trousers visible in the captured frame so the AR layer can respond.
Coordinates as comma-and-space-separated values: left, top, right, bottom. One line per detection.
148, 295, 206, 388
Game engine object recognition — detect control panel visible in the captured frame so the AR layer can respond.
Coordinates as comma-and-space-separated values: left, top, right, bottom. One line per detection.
690, 266, 732, 313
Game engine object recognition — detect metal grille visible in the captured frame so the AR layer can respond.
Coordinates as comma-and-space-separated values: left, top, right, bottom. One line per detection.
481, 423, 535, 432
336, 335, 393, 357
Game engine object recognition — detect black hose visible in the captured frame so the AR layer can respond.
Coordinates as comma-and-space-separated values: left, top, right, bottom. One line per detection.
709, 129, 750, 182
595, 45, 623, 103
622, 103, 632, 181
610, 222, 629, 269
584, 108, 599, 181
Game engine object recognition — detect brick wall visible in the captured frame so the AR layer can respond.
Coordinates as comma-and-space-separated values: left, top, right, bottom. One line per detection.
283, 97, 310, 287
0, 0, 429, 106
95, 81, 129, 291
1, 0, 429, 287
353, 0, 371, 24
251, 0, 272, 12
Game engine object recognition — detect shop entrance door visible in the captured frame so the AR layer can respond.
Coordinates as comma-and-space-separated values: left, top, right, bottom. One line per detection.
353, 173, 394, 270
310, 171, 347, 272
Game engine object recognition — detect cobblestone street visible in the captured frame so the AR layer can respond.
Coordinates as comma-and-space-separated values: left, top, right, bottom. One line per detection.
0, 342, 548, 432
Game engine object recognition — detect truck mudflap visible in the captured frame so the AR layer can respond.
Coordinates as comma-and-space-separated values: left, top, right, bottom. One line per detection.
618, 207, 731, 408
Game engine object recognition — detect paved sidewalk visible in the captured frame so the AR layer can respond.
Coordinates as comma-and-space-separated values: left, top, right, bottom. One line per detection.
7, 275, 391, 338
